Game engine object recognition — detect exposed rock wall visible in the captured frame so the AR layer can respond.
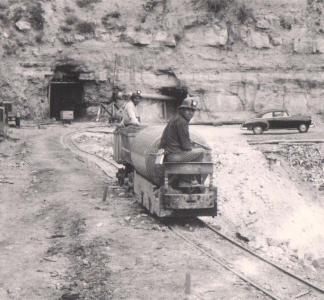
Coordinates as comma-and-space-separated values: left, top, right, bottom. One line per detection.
1, 0, 324, 120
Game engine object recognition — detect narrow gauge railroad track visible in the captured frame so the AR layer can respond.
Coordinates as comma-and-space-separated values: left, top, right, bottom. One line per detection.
60, 130, 120, 179
63, 129, 324, 300
167, 218, 324, 300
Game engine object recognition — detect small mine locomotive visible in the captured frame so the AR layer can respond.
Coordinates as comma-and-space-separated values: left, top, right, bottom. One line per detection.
113, 125, 217, 218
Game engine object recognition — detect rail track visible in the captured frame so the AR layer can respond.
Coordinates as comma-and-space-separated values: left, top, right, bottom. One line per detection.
63, 128, 324, 300
60, 130, 120, 179
167, 218, 324, 300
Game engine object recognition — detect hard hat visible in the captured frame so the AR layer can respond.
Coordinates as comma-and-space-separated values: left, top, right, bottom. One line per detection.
178, 98, 198, 110
131, 90, 142, 100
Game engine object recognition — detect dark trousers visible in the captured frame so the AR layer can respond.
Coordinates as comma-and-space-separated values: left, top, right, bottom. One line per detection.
165, 148, 209, 187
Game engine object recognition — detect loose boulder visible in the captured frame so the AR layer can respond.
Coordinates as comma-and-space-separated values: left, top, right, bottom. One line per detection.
246, 30, 271, 49
15, 20, 32, 32
185, 25, 228, 47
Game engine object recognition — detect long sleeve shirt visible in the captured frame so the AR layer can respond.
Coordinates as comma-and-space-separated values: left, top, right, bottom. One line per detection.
121, 101, 140, 126
160, 113, 192, 154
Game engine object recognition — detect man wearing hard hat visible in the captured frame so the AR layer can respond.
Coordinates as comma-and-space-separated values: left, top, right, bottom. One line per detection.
120, 90, 142, 127
159, 97, 207, 188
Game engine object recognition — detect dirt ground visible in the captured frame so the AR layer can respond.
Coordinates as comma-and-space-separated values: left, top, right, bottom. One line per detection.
0, 123, 270, 300
72, 123, 324, 286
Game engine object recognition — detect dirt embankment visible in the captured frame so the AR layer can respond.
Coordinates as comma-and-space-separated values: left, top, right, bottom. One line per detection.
200, 126, 324, 283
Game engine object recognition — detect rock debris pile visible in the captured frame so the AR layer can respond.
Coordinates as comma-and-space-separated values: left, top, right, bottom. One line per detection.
199, 126, 324, 277
279, 144, 324, 190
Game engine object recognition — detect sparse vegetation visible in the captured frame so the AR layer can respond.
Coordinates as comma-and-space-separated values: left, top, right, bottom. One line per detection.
76, 21, 96, 34
76, 0, 101, 8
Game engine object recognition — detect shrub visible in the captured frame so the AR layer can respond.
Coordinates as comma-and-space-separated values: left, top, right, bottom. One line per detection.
76, 21, 95, 34
105, 11, 120, 18
64, 6, 73, 13
2, 40, 17, 55
203, 0, 234, 14
101, 11, 125, 31
35, 32, 43, 43
0, 12, 9, 24
27, 2, 45, 30
236, 4, 254, 24
280, 16, 292, 30
65, 15, 78, 25
76, 0, 101, 8
11, 6, 24, 23
143, 0, 160, 12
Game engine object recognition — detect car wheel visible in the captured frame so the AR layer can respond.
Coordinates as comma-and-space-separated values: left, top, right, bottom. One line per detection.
298, 123, 309, 133
252, 126, 263, 135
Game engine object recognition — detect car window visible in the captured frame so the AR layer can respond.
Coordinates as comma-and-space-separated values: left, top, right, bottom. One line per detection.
262, 112, 273, 118
273, 111, 289, 117
273, 111, 284, 117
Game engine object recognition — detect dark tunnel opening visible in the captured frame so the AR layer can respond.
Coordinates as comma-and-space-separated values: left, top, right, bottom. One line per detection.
159, 86, 187, 118
49, 64, 85, 120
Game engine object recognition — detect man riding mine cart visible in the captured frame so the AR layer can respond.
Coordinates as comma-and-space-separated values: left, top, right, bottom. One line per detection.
159, 97, 211, 193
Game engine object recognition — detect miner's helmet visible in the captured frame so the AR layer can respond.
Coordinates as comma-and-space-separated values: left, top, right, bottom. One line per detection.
131, 90, 142, 101
178, 97, 198, 110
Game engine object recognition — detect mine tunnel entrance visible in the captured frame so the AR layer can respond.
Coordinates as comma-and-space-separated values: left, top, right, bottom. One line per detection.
49, 64, 85, 120
159, 86, 187, 119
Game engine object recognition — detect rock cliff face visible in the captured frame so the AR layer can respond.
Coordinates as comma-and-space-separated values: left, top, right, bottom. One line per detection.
0, 0, 324, 121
